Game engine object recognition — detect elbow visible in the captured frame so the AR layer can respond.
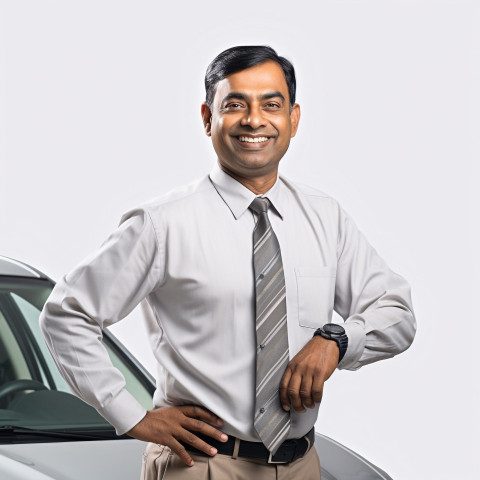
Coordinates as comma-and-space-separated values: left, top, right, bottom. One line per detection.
400, 309, 416, 353
388, 307, 417, 356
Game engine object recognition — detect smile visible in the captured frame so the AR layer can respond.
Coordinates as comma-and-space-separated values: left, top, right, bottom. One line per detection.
237, 136, 270, 143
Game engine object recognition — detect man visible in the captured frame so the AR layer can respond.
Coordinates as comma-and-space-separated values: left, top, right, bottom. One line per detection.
40, 45, 416, 479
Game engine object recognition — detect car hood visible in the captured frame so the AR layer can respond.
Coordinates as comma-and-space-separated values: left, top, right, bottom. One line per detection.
0, 439, 146, 480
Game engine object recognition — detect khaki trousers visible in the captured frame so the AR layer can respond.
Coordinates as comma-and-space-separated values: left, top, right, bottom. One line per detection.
141, 442, 321, 480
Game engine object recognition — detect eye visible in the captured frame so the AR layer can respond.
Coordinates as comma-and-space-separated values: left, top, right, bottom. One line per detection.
264, 102, 281, 110
225, 102, 244, 109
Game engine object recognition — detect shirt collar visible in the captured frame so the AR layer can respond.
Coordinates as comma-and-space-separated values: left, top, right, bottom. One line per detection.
209, 162, 284, 220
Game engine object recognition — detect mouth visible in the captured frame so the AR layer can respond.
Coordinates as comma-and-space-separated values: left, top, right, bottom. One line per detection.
234, 135, 273, 148
237, 135, 270, 144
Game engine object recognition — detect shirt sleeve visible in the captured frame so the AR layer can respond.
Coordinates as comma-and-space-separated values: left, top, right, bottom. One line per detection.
39, 208, 163, 435
334, 207, 416, 370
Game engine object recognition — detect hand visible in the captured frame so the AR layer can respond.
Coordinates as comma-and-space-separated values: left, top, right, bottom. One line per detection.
279, 336, 339, 413
127, 405, 228, 466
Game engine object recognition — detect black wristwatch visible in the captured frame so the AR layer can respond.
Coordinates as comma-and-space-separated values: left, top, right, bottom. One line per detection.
313, 323, 348, 363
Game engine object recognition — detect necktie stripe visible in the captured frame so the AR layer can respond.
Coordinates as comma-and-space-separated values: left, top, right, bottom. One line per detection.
255, 386, 284, 420
249, 197, 291, 455
254, 227, 273, 251
267, 422, 291, 452
257, 314, 287, 350
257, 275, 284, 302
255, 250, 282, 284
256, 350, 289, 394
258, 409, 283, 436
255, 239, 278, 264
256, 290, 286, 330
257, 263, 284, 298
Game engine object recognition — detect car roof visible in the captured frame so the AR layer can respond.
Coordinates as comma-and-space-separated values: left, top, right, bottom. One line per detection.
0, 255, 49, 280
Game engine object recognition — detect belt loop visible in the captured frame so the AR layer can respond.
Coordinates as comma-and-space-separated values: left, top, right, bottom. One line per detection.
232, 437, 240, 459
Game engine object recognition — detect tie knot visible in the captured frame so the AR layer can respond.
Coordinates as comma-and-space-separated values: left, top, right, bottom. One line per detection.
249, 197, 270, 215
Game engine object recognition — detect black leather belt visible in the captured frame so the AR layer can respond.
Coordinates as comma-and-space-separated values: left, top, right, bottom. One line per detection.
182, 428, 315, 464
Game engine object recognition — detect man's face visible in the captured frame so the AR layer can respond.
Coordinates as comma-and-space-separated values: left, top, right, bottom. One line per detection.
202, 60, 300, 181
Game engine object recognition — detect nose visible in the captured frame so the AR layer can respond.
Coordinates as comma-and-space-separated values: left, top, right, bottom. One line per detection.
240, 104, 266, 129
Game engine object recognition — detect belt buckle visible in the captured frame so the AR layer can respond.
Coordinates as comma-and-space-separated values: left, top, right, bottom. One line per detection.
268, 451, 289, 464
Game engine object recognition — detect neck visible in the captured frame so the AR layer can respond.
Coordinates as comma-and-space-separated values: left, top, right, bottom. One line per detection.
219, 165, 278, 195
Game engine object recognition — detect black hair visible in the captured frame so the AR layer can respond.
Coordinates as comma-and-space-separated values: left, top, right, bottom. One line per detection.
205, 45, 296, 109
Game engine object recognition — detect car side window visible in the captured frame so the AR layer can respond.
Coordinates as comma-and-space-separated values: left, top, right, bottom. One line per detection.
0, 278, 153, 434
0, 310, 31, 389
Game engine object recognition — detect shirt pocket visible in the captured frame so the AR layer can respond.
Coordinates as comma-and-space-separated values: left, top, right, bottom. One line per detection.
295, 266, 336, 329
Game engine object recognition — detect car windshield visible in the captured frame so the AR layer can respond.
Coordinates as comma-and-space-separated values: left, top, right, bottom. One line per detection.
0, 277, 153, 442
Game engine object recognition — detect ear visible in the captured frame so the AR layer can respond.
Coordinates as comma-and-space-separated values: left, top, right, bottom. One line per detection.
201, 103, 213, 137
289, 103, 301, 138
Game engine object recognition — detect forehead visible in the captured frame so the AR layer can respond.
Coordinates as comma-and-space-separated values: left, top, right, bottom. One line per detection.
213, 60, 289, 105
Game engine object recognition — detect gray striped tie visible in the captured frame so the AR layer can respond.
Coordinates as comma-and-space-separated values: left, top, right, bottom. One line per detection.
249, 197, 291, 454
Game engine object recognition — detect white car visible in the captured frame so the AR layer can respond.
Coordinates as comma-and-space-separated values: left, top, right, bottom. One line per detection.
0, 255, 393, 480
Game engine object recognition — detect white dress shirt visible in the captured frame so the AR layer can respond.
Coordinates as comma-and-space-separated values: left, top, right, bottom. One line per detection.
40, 163, 416, 441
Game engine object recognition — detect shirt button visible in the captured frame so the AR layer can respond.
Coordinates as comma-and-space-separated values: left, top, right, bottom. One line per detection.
260, 344, 265, 350
259, 273, 265, 279
260, 408, 265, 414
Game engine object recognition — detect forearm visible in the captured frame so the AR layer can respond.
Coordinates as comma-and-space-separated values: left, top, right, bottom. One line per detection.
39, 210, 162, 433
339, 298, 416, 370
334, 208, 416, 370
40, 278, 148, 433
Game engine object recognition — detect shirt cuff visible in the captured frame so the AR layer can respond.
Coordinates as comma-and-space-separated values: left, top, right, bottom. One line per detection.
96, 388, 147, 436
337, 319, 366, 370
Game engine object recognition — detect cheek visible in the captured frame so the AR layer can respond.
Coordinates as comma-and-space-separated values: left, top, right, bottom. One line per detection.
211, 121, 223, 140
272, 117, 291, 137
211, 123, 233, 157
212, 119, 230, 142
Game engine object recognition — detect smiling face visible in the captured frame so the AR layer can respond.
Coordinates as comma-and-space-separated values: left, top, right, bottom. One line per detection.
201, 60, 300, 191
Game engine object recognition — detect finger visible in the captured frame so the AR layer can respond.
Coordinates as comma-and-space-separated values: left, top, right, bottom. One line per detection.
311, 375, 324, 404
184, 416, 229, 442
168, 437, 195, 466
177, 428, 219, 457
299, 373, 314, 409
180, 405, 223, 427
287, 371, 306, 413
279, 367, 292, 410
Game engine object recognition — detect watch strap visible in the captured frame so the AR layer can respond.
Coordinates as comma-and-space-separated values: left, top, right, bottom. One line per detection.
313, 326, 348, 363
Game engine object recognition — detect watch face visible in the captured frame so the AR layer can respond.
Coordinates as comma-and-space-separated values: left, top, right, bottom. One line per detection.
323, 323, 345, 335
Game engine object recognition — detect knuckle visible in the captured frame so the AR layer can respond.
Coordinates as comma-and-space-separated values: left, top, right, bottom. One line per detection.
199, 441, 211, 453
312, 386, 323, 396
191, 418, 202, 430
189, 405, 198, 416
183, 431, 196, 444
176, 444, 187, 456
287, 388, 298, 397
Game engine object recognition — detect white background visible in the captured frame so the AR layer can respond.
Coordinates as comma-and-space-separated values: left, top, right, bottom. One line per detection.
1, 1, 478, 478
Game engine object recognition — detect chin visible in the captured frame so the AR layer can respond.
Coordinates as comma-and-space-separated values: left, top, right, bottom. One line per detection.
236, 160, 278, 174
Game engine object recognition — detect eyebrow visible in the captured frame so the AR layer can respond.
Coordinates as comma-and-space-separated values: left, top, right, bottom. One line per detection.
221, 91, 286, 105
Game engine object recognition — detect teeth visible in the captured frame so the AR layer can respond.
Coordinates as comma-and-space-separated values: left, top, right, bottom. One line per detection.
238, 136, 269, 143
